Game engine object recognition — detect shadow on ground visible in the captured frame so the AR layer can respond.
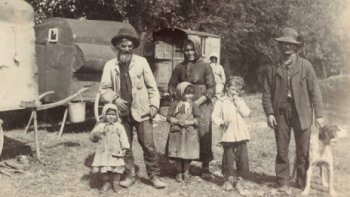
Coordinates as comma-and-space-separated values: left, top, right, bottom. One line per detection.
1, 136, 32, 160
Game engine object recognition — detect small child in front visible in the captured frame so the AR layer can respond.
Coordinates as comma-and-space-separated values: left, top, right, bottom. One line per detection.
90, 104, 130, 193
166, 81, 201, 182
211, 76, 251, 191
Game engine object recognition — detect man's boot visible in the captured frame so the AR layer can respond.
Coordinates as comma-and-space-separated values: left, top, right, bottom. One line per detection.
151, 175, 166, 189
201, 162, 212, 180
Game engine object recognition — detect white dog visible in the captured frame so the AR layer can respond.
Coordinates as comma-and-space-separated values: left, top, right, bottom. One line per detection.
293, 125, 339, 196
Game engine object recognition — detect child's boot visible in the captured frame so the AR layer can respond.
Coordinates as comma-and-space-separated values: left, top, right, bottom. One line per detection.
183, 171, 191, 183
100, 173, 112, 193
175, 160, 183, 182
175, 172, 183, 182
222, 176, 235, 191
183, 161, 191, 183
112, 173, 121, 192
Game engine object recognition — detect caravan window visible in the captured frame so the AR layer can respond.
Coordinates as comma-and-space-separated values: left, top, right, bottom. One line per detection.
48, 28, 58, 43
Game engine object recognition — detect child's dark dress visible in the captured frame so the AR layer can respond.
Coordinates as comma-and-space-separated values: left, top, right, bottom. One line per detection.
166, 101, 201, 160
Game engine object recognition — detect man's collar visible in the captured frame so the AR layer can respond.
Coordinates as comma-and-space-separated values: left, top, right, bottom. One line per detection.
276, 54, 301, 77
281, 53, 297, 69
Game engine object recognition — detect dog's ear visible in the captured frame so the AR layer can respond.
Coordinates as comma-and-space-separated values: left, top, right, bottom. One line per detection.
319, 125, 339, 144
328, 125, 340, 138
319, 127, 329, 144
319, 126, 332, 144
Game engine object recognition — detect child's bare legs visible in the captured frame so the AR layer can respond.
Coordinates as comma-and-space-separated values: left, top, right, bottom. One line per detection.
175, 159, 183, 182
183, 160, 191, 182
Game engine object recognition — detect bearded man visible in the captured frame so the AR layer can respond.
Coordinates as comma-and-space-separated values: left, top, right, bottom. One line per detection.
99, 27, 166, 189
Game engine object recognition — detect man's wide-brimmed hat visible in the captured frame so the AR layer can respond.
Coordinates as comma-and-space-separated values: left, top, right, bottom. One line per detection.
111, 27, 140, 48
275, 27, 302, 45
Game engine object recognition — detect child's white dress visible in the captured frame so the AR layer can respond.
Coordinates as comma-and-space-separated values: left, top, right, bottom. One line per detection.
90, 122, 130, 173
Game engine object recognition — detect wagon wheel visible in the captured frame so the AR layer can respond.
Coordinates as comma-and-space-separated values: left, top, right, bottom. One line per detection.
94, 91, 103, 122
0, 119, 4, 157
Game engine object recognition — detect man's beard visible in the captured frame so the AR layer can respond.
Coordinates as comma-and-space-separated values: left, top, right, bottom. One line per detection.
118, 52, 132, 66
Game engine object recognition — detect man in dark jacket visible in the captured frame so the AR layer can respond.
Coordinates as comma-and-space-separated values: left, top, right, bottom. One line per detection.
262, 27, 324, 193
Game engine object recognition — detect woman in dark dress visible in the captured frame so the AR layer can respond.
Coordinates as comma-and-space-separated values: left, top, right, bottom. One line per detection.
168, 38, 216, 179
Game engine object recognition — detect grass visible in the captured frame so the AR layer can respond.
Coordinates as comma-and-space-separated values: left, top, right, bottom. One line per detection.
1, 93, 350, 197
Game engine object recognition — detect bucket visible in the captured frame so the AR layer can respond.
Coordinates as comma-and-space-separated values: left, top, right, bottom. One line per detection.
68, 95, 86, 123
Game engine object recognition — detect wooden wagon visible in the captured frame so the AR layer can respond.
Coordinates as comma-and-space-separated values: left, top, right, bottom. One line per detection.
152, 28, 221, 97
0, 0, 89, 159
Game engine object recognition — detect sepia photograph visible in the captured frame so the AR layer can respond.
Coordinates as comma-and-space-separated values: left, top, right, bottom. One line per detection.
1, 0, 349, 196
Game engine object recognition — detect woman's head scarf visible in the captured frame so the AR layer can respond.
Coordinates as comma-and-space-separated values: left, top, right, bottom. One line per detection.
183, 37, 202, 62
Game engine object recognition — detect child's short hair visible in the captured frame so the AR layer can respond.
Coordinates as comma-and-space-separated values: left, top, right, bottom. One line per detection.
183, 85, 194, 95
225, 76, 245, 92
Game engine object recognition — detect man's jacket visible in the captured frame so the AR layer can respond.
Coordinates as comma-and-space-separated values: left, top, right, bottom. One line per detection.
262, 56, 323, 130
99, 55, 160, 122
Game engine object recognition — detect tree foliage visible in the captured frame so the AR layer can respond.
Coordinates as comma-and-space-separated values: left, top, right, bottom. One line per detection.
25, 0, 349, 92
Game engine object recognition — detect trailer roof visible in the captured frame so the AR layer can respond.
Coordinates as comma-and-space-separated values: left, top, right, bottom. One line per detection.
178, 28, 221, 38
153, 27, 221, 39
35, 17, 136, 45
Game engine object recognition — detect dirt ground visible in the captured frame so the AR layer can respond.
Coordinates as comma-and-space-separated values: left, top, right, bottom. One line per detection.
1, 93, 349, 197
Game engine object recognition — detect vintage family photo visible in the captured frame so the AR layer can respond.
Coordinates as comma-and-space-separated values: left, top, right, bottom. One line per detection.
1, 0, 349, 196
